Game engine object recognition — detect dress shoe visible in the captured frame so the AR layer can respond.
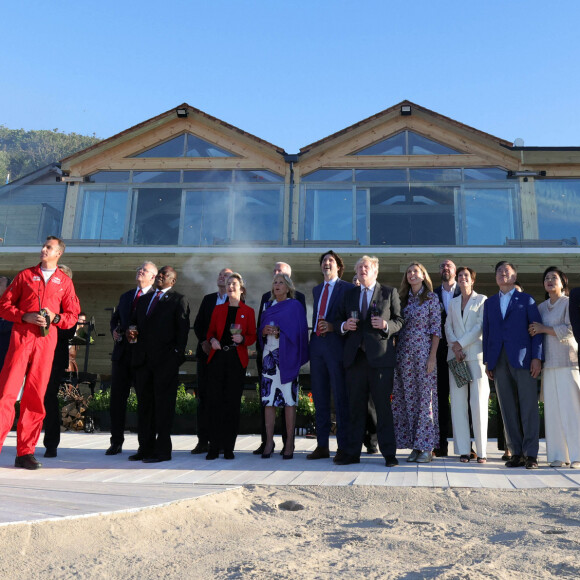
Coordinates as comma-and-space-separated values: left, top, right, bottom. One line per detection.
206, 450, 219, 460
333, 449, 348, 464
550, 460, 568, 467
505, 455, 525, 467
307, 446, 330, 460
142, 456, 171, 463
525, 456, 538, 470
105, 444, 122, 456
407, 449, 420, 462
433, 448, 448, 458
334, 455, 360, 466
190, 442, 208, 455
253, 443, 266, 455
385, 455, 399, 467
223, 450, 235, 460
44, 448, 57, 458
365, 445, 378, 454
15, 454, 42, 470
416, 450, 432, 463
261, 443, 275, 458
570, 461, 580, 469
128, 452, 147, 461
501, 450, 512, 461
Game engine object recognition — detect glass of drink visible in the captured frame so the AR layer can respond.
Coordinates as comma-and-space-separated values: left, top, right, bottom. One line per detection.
128, 325, 138, 344
350, 311, 359, 324
230, 323, 242, 335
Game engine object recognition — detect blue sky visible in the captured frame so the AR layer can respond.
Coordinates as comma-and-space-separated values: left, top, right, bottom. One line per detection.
3, 0, 580, 152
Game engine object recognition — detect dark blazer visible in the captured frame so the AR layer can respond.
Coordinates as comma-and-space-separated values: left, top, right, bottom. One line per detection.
193, 292, 227, 358
569, 288, 580, 346
482, 290, 543, 371
207, 302, 257, 368
434, 284, 461, 346
131, 289, 191, 368
335, 283, 403, 369
110, 287, 153, 362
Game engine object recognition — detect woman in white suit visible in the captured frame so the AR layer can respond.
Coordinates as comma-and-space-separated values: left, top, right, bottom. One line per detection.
445, 267, 489, 463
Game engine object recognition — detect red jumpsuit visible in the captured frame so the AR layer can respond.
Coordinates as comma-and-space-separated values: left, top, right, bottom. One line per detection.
0, 264, 80, 456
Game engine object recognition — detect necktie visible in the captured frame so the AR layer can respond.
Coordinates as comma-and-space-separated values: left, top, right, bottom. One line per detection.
361, 287, 369, 320
316, 283, 330, 336
132, 289, 142, 313
147, 290, 161, 316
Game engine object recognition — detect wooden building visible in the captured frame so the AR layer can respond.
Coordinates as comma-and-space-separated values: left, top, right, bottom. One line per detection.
1, 101, 579, 374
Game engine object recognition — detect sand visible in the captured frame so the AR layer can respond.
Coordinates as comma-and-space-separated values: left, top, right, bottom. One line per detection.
2, 485, 579, 579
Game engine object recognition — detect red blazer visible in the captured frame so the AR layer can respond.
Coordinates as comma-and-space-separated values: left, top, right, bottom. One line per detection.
206, 302, 257, 368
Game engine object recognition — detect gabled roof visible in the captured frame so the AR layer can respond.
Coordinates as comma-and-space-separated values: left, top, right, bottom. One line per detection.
60, 103, 286, 168
0, 162, 62, 191
299, 100, 513, 154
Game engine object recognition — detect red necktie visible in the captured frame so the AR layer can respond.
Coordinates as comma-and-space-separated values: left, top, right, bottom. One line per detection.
316, 283, 330, 336
147, 291, 161, 316
131, 289, 142, 313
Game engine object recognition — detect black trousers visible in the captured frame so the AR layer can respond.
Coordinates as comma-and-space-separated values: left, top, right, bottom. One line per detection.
345, 350, 396, 458
43, 368, 64, 451
194, 355, 210, 445
135, 360, 179, 458
436, 347, 451, 452
110, 353, 135, 446
207, 349, 245, 453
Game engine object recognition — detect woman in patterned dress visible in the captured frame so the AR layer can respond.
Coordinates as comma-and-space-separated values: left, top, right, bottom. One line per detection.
258, 274, 309, 460
393, 262, 441, 463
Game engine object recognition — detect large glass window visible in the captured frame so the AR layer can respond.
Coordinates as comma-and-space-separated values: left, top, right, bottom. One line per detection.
183, 190, 230, 246
79, 189, 128, 240
463, 188, 516, 245
535, 180, 580, 244
304, 189, 355, 241
132, 133, 236, 158
352, 131, 461, 156
132, 188, 181, 245
233, 190, 281, 242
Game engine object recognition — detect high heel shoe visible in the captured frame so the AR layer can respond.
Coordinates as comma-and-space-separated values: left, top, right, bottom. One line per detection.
261, 442, 275, 459
282, 440, 294, 460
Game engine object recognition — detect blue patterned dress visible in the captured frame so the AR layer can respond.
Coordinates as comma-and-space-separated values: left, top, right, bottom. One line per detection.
392, 289, 442, 451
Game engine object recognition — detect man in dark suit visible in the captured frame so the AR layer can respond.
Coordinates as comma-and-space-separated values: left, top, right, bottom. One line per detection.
307, 251, 354, 462
569, 287, 580, 346
128, 266, 190, 463
483, 261, 543, 469
334, 255, 403, 467
433, 259, 460, 457
191, 267, 232, 454
106, 262, 157, 455
253, 261, 306, 455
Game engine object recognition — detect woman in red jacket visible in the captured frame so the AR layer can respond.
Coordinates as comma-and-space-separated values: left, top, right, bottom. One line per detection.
206, 272, 256, 460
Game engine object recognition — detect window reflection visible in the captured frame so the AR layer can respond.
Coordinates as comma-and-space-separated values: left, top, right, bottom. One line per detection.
535, 180, 580, 244
233, 190, 281, 242
133, 188, 181, 245
79, 189, 127, 240
183, 190, 231, 246
463, 188, 515, 245
305, 189, 354, 240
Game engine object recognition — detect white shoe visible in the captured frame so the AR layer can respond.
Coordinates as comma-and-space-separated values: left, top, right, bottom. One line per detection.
550, 460, 568, 467
570, 461, 580, 469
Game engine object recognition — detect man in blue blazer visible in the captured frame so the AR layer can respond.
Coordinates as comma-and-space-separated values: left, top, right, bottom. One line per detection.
483, 261, 543, 469
307, 251, 354, 462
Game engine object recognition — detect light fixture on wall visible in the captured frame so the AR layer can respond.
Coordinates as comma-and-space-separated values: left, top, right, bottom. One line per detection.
400, 105, 412, 116
507, 170, 547, 179
176, 108, 188, 118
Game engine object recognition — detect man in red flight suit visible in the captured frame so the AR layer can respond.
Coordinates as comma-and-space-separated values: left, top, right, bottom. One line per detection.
0, 236, 80, 470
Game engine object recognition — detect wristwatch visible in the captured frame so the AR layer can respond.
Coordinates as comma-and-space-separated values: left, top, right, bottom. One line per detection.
52, 314, 61, 325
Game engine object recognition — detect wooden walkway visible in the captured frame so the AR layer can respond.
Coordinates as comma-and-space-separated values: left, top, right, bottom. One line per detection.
1, 432, 579, 526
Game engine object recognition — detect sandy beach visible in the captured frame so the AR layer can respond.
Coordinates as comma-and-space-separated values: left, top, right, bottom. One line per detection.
2, 484, 580, 579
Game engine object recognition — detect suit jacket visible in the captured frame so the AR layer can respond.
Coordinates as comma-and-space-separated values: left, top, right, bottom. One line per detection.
193, 292, 228, 358
310, 279, 354, 354
335, 283, 403, 369
110, 287, 154, 362
444, 292, 487, 362
569, 287, 580, 346
482, 290, 543, 370
131, 289, 191, 368
434, 284, 461, 348
206, 302, 257, 368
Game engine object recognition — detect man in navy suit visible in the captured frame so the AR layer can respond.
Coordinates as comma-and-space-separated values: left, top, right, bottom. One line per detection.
483, 261, 543, 469
253, 262, 306, 455
334, 256, 403, 467
106, 262, 157, 455
191, 267, 232, 454
307, 251, 354, 462
433, 259, 461, 457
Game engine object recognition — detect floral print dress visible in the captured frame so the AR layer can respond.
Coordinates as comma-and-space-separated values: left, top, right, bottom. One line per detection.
392, 289, 442, 451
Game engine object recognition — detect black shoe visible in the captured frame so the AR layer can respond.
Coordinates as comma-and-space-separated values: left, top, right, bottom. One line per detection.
223, 450, 235, 460
333, 449, 348, 464
385, 455, 399, 467
433, 448, 448, 458
525, 456, 539, 470
142, 456, 171, 463
253, 443, 266, 455
283, 452, 294, 460
334, 455, 360, 466
44, 448, 57, 458
128, 452, 147, 461
191, 442, 208, 455
105, 444, 122, 456
15, 454, 42, 470
206, 450, 219, 460
365, 445, 378, 454
261, 442, 275, 458
307, 446, 330, 460
505, 455, 525, 467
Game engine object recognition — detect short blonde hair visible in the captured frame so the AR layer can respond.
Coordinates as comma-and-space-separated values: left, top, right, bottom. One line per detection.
354, 255, 379, 273
270, 273, 296, 300
227, 272, 247, 302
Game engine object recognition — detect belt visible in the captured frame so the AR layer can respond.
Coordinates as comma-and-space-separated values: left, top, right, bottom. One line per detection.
222, 345, 238, 352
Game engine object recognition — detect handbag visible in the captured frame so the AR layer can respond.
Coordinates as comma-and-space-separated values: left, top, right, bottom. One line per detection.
448, 358, 472, 388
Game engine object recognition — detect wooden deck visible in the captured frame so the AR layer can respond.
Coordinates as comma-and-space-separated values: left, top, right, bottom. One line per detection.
1, 432, 579, 526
